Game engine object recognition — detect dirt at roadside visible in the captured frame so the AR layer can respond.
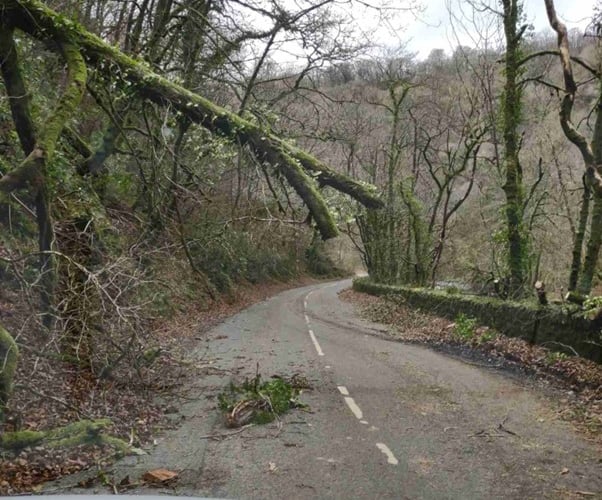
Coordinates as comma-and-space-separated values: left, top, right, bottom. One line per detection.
339, 288, 602, 442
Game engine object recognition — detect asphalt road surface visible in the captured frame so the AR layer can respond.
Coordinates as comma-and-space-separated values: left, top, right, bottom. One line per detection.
102, 280, 602, 499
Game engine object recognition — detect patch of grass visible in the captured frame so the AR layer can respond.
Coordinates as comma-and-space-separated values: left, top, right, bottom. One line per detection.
453, 313, 477, 341
476, 328, 496, 345
545, 351, 569, 365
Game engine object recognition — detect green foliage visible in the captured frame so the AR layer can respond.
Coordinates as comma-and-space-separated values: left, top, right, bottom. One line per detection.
544, 351, 569, 365
188, 228, 299, 293
583, 295, 602, 313
476, 328, 496, 345
218, 374, 303, 424
305, 239, 343, 277
581, 296, 602, 322
453, 313, 477, 340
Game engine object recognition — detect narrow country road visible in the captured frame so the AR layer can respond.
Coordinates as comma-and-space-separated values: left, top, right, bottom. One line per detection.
109, 280, 601, 499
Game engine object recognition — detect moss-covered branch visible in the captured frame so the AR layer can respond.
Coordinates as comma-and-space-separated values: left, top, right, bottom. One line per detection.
0, 38, 87, 194
0, 418, 142, 455
1, 0, 384, 238
62, 125, 94, 158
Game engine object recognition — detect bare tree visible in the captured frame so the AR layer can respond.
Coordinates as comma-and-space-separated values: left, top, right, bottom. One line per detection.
545, 0, 602, 297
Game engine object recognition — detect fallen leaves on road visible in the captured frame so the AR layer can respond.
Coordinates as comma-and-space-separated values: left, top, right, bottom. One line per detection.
142, 468, 178, 484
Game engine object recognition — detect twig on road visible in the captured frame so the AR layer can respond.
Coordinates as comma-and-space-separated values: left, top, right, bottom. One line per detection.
197, 424, 254, 441
498, 415, 520, 437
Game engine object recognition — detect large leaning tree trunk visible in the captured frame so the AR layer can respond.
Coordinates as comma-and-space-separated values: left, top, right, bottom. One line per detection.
545, 0, 602, 297
0, 0, 383, 242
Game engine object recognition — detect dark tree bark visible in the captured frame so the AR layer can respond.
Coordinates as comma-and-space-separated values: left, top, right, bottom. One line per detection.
569, 176, 590, 292
0, 25, 36, 155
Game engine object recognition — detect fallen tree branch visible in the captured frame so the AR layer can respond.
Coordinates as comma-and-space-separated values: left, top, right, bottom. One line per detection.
0, 418, 145, 455
539, 341, 580, 357
197, 424, 255, 440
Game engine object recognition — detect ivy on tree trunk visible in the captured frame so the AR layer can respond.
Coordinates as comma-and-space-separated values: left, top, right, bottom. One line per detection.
569, 176, 591, 292
501, 0, 527, 298
0, 30, 87, 326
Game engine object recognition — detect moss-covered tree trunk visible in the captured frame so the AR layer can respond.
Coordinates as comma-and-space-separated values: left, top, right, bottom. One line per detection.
578, 194, 602, 295
577, 107, 602, 295
501, 0, 527, 298
0, 323, 18, 420
569, 176, 590, 292
0, 418, 140, 455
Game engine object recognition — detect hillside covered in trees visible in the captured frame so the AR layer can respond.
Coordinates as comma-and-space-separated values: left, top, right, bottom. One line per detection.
1, 0, 602, 492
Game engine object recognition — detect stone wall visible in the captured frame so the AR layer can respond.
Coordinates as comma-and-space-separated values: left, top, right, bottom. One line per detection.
353, 278, 602, 363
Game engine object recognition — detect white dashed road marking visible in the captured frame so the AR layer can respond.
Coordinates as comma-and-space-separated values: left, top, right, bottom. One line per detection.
308, 329, 324, 356
305, 291, 324, 356
344, 396, 364, 420
376, 443, 399, 465
305, 287, 398, 467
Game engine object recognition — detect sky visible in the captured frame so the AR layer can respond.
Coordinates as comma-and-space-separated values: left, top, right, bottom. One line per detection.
252, 0, 597, 67
403, 0, 596, 59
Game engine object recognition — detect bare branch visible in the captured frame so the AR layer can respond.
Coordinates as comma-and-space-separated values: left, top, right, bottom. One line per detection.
544, 0, 596, 169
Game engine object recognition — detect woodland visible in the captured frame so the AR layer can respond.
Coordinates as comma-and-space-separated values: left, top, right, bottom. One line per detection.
0, 0, 602, 491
